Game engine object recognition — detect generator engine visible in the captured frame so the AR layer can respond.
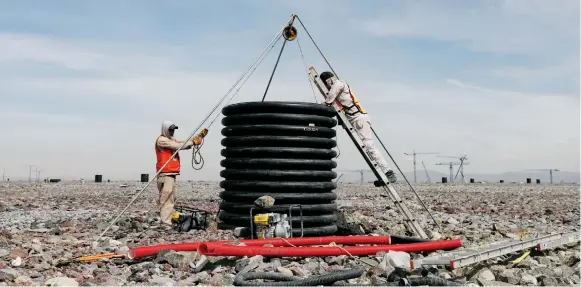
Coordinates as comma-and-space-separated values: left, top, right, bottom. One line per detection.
252, 213, 292, 239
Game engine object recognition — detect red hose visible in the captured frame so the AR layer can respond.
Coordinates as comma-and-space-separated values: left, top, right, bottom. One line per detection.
128, 235, 392, 259
198, 239, 462, 257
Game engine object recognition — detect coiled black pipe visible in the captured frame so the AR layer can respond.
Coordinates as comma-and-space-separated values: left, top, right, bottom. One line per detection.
218, 101, 339, 236
233, 268, 365, 286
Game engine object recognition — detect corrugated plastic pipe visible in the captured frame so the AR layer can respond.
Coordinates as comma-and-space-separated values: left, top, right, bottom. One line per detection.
198, 239, 462, 257
128, 235, 392, 259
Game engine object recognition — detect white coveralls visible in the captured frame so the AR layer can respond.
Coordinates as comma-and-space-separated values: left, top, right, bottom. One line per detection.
324, 79, 393, 174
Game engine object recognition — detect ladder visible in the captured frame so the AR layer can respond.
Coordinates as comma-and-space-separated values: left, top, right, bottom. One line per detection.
410, 231, 580, 270
308, 66, 428, 240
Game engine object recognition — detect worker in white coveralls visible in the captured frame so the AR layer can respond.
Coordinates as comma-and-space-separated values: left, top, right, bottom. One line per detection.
319, 71, 397, 185
155, 120, 208, 227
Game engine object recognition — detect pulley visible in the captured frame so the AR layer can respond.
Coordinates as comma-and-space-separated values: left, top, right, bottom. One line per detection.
283, 25, 297, 41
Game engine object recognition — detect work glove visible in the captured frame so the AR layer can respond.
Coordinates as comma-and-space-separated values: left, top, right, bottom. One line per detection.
199, 128, 208, 138
192, 128, 209, 145
192, 136, 203, 145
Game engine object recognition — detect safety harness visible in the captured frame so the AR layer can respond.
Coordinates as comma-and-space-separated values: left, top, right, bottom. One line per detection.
335, 82, 367, 116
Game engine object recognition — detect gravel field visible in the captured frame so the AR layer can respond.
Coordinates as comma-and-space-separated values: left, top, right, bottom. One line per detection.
0, 181, 579, 286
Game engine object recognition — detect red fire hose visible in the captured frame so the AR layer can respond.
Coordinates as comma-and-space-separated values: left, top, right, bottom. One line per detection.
128, 235, 392, 259
198, 239, 462, 257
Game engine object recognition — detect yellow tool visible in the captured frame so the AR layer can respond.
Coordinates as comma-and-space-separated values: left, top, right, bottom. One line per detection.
56, 253, 125, 266
252, 213, 292, 239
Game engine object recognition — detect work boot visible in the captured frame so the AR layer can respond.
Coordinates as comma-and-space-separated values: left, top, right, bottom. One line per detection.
373, 170, 397, 187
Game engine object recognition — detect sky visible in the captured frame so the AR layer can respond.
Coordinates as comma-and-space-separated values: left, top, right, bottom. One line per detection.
0, 0, 579, 181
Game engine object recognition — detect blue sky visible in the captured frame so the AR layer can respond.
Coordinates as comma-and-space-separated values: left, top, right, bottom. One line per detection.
0, 0, 579, 180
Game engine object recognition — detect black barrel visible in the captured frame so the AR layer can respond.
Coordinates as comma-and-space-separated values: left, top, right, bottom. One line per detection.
441, 177, 447, 183
218, 101, 339, 237
536, 179, 541, 184
469, 178, 475, 183
94, 174, 102, 183
526, 178, 532, 184
141, 174, 149, 183
499, 180, 504, 183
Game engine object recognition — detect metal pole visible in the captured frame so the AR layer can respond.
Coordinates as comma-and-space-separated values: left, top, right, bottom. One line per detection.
413, 151, 417, 184
550, 170, 553, 184
29, 166, 32, 182
449, 162, 453, 183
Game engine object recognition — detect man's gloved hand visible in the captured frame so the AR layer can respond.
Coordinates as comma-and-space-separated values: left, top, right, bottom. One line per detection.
192, 136, 202, 145
199, 128, 208, 138
192, 128, 208, 145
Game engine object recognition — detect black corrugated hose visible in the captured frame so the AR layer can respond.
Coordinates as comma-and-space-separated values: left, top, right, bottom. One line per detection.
399, 277, 464, 286
233, 268, 365, 286
234, 268, 464, 286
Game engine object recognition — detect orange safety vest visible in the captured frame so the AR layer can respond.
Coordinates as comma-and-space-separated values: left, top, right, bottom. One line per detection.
335, 84, 367, 116
155, 135, 180, 173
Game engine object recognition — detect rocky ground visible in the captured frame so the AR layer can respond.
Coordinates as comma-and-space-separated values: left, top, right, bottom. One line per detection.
0, 181, 579, 286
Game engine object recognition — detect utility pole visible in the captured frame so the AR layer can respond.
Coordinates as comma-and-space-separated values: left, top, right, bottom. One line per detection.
2, 169, 5, 181
36, 169, 43, 182
29, 165, 33, 182
404, 150, 439, 184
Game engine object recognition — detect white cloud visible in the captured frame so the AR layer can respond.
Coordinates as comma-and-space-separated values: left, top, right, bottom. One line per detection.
357, 0, 579, 56
0, 19, 578, 181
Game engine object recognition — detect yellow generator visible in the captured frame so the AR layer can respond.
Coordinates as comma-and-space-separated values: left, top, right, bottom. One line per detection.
252, 212, 292, 239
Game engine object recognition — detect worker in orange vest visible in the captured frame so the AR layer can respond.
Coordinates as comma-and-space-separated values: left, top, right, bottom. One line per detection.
320, 71, 397, 185
155, 120, 208, 227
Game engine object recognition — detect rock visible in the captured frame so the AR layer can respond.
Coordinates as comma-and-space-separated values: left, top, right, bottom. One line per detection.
538, 276, 559, 286
430, 231, 443, 240
45, 277, 79, 287
30, 243, 42, 254
326, 255, 348, 265
553, 265, 575, 278
158, 250, 199, 270
567, 252, 580, 266
289, 266, 309, 277
478, 268, 495, 281
520, 274, 538, 286
447, 217, 460, 225
149, 275, 176, 286
276, 266, 294, 276
498, 269, 521, 285
190, 254, 209, 273
0, 249, 9, 257
0, 268, 21, 281
14, 276, 32, 284
10, 256, 22, 267
476, 279, 519, 286
254, 195, 275, 208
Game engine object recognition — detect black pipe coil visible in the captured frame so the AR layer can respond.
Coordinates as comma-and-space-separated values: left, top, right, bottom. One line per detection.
218, 101, 339, 237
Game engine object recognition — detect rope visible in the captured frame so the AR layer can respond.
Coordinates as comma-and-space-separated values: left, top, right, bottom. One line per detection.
95, 24, 288, 242
207, 34, 284, 127
327, 242, 375, 267
295, 34, 341, 158
295, 16, 339, 78
371, 127, 441, 232
296, 37, 318, 104
191, 139, 204, 170
262, 36, 288, 102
